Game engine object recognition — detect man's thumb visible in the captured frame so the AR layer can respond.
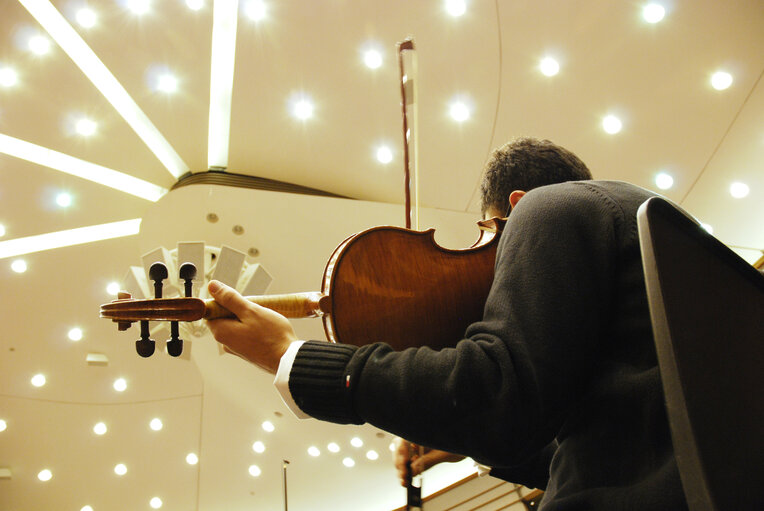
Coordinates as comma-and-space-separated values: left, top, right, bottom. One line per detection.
208, 280, 250, 319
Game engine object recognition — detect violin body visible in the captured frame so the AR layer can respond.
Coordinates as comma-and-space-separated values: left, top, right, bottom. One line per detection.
321, 218, 505, 351
100, 218, 506, 356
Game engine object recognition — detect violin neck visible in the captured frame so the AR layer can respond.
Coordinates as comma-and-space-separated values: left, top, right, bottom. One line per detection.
203, 292, 328, 320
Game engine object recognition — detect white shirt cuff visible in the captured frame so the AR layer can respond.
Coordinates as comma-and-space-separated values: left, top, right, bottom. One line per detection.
274, 340, 311, 419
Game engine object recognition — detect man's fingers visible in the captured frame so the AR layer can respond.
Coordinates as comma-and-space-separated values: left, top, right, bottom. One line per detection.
208, 280, 252, 319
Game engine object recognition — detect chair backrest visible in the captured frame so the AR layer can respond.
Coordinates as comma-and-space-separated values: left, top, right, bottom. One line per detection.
637, 197, 764, 511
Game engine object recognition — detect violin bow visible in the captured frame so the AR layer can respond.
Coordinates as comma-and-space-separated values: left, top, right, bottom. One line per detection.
398, 37, 425, 510
397, 38, 419, 230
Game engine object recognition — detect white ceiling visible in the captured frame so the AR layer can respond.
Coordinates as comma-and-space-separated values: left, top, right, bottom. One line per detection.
0, 1, 762, 510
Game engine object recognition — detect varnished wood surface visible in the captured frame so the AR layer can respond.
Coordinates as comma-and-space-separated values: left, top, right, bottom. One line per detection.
321, 222, 501, 351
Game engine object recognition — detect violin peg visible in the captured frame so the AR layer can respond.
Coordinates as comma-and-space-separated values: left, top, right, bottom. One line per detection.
135, 320, 155, 358
136, 338, 156, 357
167, 321, 183, 357
179, 262, 197, 297
149, 262, 168, 298
117, 291, 132, 300
167, 338, 183, 357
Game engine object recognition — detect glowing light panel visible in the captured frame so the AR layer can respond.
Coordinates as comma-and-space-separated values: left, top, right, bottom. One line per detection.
0, 67, 18, 87
711, 71, 733, 91
245, 0, 266, 21
376, 146, 393, 164
539, 57, 560, 76
19, 0, 189, 177
208, 0, 239, 169
602, 115, 623, 134
445, 0, 466, 17
0, 219, 142, 259
642, 3, 665, 23
0, 133, 166, 201
655, 172, 674, 190
729, 182, 749, 198
449, 101, 470, 122
76, 8, 97, 28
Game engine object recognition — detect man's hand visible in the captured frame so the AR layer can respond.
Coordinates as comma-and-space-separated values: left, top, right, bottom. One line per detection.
206, 280, 297, 374
392, 437, 466, 487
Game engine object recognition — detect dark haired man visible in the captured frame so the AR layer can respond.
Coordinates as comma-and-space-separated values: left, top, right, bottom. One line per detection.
207, 137, 687, 510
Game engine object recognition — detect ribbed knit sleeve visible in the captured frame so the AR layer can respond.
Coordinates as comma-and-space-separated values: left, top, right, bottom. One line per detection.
288, 340, 361, 424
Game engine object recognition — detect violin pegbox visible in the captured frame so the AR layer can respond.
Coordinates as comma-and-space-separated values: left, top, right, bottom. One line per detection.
114, 261, 198, 358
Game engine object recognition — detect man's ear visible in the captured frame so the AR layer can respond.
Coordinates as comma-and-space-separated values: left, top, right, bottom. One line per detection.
508, 190, 526, 210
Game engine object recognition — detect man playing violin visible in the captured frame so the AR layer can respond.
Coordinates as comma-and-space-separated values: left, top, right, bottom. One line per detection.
207, 137, 687, 510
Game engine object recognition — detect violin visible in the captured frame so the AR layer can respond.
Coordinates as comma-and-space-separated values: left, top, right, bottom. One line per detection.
100, 217, 505, 356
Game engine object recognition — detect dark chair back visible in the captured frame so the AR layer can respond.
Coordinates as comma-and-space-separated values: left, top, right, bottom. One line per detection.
638, 197, 764, 511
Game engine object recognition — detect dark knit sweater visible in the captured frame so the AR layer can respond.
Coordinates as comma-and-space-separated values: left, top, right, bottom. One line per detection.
288, 181, 688, 510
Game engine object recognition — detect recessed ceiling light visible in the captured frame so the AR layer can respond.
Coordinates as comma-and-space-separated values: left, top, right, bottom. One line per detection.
602, 114, 623, 134
127, 0, 151, 15
56, 192, 73, 207
711, 71, 733, 91
308, 446, 320, 457
19, 1, 189, 178
261, 420, 275, 432
366, 450, 379, 460
342, 457, 355, 468
376, 146, 393, 164
245, 0, 266, 21
38, 469, 53, 481
156, 73, 178, 93
81, 506, 94, 511
252, 441, 265, 453
11, 259, 27, 273
186, 0, 204, 10
445, 0, 467, 17
291, 97, 314, 121
114, 463, 127, 476
363, 49, 382, 69
248, 465, 261, 477
389, 442, 395, 451
539, 57, 560, 77
0, 419, 7, 432
31, 374, 46, 387
107, 282, 121, 295
729, 181, 749, 199
76, 8, 97, 28
186, 453, 199, 465
0, 67, 18, 87
150, 418, 163, 431
350, 437, 363, 448
655, 172, 674, 190
449, 100, 470, 122
642, 3, 665, 23
68, 327, 83, 341
93, 422, 107, 435
28, 35, 51, 55
327, 442, 340, 453
150, 497, 163, 509
113, 378, 127, 392
75, 118, 97, 137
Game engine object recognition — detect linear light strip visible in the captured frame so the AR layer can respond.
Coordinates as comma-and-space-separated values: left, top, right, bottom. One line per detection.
19, 0, 189, 178
0, 219, 141, 259
208, 0, 239, 169
0, 133, 167, 202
